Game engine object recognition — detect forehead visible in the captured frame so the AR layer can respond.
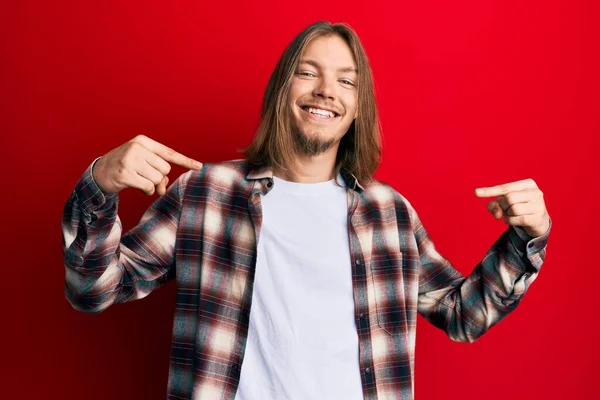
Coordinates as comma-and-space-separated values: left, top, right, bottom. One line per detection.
301, 35, 356, 70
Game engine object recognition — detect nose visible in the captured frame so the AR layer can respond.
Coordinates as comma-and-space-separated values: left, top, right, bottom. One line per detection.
313, 75, 336, 101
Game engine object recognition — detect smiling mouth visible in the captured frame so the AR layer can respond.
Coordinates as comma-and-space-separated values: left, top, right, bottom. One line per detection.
300, 105, 340, 119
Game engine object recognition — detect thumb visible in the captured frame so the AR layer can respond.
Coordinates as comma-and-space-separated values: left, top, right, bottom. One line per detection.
487, 199, 503, 219
156, 175, 169, 196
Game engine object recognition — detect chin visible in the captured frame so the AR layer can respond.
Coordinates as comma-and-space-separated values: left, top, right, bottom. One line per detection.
300, 128, 338, 143
293, 128, 340, 156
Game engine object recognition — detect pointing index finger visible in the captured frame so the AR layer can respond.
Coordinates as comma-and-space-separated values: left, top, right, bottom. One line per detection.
475, 178, 536, 197
160, 146, 203, 170
142, 137, 202, 170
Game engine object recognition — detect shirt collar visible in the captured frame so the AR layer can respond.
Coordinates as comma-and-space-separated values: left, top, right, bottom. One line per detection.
246, 165, 364, 192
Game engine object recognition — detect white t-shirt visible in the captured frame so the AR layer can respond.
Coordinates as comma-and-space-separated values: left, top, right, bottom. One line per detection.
234, 174, 363, 400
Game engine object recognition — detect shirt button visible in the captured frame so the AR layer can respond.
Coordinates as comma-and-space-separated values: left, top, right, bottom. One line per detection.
365, 367, 371, 374
355, 259, 361, 265
359, 313, 365, 318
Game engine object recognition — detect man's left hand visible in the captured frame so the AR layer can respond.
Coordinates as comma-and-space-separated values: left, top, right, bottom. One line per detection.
475, 178, 550, 238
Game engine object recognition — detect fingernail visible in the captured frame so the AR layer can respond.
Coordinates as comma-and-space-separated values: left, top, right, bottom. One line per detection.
193, 161, 202, 169
475, 188, 484, 195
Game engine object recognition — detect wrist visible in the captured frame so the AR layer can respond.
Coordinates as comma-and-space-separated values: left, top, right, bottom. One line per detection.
91, 157, 114, 195
525, 214, 550, 238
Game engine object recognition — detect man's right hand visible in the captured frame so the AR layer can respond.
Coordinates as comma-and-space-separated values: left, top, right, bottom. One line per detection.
92, 135, 203, 196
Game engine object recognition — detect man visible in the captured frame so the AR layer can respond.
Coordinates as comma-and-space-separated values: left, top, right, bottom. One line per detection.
63, 21, 551, 400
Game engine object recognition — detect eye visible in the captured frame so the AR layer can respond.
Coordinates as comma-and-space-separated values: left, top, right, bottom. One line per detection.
298, 71, 317, 78
340, 79, 355, 86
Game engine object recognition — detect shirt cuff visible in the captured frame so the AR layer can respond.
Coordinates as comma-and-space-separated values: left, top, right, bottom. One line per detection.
508, 218, 552, 271
73, 157, 118, 216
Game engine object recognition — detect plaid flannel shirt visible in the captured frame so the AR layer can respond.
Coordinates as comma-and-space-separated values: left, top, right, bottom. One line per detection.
63, 159, 550, 400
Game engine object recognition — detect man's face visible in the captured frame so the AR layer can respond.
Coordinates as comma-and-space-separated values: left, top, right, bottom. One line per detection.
288, 35, 358, 156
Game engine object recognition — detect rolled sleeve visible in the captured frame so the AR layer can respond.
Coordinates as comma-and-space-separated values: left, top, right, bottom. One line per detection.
73, 157, 118, 218
508, 218, 552, 272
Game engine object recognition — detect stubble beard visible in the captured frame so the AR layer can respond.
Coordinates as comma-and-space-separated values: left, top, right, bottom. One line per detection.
293, 128, 336, 156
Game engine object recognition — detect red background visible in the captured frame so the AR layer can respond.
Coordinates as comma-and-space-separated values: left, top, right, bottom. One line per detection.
1, 1, 598, 399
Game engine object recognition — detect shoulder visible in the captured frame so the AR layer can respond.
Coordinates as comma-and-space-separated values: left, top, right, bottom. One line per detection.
176, 159, 254, 198
360, 179, 411, 207
186, 159, 251, 184
359, 178, 418, 221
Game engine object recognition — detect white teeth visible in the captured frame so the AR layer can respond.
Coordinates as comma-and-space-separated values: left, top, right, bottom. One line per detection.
308, 107, 335, 118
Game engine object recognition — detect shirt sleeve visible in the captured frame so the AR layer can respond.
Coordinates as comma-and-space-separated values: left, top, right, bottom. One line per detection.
62, 158, 193, 313
406, 198, 551, 343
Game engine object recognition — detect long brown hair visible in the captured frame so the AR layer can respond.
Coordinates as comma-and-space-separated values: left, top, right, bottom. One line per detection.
243, 21, 381, 183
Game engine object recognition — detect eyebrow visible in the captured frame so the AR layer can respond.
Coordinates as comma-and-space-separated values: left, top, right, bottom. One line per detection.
299, 59, 358, 74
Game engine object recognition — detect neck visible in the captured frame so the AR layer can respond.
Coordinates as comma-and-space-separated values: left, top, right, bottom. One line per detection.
274, 145, 339, 183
